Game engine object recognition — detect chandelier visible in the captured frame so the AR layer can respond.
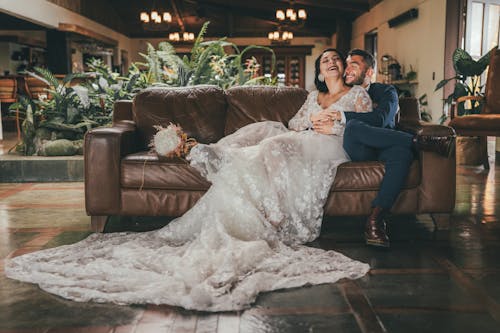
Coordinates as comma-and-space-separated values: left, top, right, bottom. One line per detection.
139, 0, 172, 31
268, 29, 294, 43
268, 1, 307, 43
169, 32, 195, 42
275, 1, 307, 24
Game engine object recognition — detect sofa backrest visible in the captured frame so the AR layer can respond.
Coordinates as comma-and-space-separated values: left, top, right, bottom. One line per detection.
133, 85, 227, 146
224, 86, 308, 135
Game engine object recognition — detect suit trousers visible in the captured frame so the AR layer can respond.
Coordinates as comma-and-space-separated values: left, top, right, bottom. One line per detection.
343, 119, 414, 210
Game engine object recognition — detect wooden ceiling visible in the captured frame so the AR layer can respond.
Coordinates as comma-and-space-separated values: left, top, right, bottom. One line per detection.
45, 0, 382, 39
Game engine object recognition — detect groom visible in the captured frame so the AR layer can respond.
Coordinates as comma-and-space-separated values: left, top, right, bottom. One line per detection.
312, 49, 453, 248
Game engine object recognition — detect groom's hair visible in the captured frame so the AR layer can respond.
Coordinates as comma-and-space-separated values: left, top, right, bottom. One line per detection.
347, 49, 375, 69
314, 48, 346, 93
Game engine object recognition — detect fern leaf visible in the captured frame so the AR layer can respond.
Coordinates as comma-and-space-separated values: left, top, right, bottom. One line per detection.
32, 67, 60, 88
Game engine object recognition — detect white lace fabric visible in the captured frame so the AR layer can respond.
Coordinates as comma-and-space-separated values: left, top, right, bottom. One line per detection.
6, 87, 372, 312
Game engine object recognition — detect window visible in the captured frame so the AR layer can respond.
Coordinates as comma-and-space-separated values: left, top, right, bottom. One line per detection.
466, 0, 500, 58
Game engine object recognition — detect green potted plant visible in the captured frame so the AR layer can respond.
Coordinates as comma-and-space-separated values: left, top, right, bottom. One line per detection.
435, 46, 496, 124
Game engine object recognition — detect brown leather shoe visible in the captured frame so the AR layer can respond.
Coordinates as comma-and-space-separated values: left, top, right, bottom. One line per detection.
414, 135, 456, 158
364, 206, 390, 248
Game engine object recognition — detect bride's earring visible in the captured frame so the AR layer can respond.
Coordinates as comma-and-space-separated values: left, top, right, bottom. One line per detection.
318, 74, 325, 82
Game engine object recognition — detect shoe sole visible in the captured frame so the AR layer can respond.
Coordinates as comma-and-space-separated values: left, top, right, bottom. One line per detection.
365, 233, 390, 248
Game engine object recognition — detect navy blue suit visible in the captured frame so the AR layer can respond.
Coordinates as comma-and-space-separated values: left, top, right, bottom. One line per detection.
343, 83, 414, 209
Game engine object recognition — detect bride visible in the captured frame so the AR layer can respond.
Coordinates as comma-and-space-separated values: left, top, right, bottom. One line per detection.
5, 49, 372, 312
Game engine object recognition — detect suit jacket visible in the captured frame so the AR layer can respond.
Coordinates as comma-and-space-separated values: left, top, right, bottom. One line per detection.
344, 83, 399, 129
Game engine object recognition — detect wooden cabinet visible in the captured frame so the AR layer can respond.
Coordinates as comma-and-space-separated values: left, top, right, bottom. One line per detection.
246, 45, 313, 89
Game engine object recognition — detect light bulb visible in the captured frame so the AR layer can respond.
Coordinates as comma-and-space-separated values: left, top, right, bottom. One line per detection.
276, 10, 285, 21
163, 12, 172, 22
151, 11, 158, 20
298, 9, 307, 19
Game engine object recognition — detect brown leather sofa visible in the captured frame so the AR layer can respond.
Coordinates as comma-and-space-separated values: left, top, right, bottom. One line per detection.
84, 85, 456, 232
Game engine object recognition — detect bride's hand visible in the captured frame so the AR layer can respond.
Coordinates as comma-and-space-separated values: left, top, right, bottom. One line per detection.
310, 111, 330, 124
326, 110, 341, 122
312, 118, 334, 135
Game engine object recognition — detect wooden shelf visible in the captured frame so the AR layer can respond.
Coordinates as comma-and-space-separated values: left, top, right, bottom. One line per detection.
391, 79, 418, 85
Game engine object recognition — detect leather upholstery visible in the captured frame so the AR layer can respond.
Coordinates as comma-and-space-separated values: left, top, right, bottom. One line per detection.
121, 151, 211, 190
133, 85, 227, 146
332, 161, 420, 191
225, 86, 308, 135
84, 85, 456, 227
447, 114, 500, 131
483, 49, 500, 115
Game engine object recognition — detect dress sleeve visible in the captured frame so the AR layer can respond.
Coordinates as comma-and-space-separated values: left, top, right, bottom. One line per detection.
288, 92, 315, 131
353, 86, 373, 113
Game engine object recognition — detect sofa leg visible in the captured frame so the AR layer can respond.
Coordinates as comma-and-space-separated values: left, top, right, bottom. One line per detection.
430, 213, 451, 231
480, 136, 490, 169
91, 216, 108, 232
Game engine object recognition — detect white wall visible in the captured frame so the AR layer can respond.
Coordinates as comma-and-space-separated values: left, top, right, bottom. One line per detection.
352, 0, 447, 123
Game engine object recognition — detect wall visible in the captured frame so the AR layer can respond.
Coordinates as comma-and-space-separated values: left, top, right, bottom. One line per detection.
352, 0, 447, 123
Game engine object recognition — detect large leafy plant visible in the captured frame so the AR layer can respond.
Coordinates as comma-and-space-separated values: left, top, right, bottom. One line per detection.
435, 46, 497, 123
82, 58, 141, 125
23, 67, 95, 137
137, 21, 276, 89
8, 22, 277, 155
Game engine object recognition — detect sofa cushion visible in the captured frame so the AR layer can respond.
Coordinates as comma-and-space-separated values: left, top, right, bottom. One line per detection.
121, 151, 211, 191
121, 151, 420, 192
133, 85, 227, 147
332, 160, 420, 191
224, 86, 308, 135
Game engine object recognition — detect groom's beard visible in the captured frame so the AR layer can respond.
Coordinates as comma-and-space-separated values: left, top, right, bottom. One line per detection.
349, 68, 368, 86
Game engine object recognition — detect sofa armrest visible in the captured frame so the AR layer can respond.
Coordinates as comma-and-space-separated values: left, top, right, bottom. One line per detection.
397, 121, 456, 213
397, 120, 456, 137
418, 149, 456, 213
84, 120, 140, 216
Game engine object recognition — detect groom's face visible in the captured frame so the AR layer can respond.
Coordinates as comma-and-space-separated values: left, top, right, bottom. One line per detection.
345, 55, 369, 86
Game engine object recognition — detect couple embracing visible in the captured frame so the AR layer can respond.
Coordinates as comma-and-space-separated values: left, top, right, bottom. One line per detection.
5, 49, 453, 312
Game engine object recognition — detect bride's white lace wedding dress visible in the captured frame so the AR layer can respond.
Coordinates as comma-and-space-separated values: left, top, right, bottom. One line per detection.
6, 86, 372, 312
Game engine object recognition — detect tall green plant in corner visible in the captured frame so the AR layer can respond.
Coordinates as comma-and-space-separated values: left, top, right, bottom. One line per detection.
435, 46, 497, 123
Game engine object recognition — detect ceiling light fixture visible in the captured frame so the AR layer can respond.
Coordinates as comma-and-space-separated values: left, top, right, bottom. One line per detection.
269, 1, 306, 43
140, 1, 172, 30
168, 31, 195, 42
268, 28, 294, 44
275, 1, 307, 24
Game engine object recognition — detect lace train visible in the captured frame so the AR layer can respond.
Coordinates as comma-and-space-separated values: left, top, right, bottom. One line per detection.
6, 89, 372, 312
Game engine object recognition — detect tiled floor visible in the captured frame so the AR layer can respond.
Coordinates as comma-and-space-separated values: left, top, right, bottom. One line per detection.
0, 136, 499, 332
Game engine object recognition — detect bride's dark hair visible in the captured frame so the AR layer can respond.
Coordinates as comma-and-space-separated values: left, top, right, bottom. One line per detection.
314, 48, 346, 93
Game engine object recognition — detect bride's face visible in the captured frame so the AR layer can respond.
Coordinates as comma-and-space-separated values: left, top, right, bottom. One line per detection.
319, 51, 344, 80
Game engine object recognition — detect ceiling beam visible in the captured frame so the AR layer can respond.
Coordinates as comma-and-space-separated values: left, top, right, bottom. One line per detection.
194, 0, 368, 14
